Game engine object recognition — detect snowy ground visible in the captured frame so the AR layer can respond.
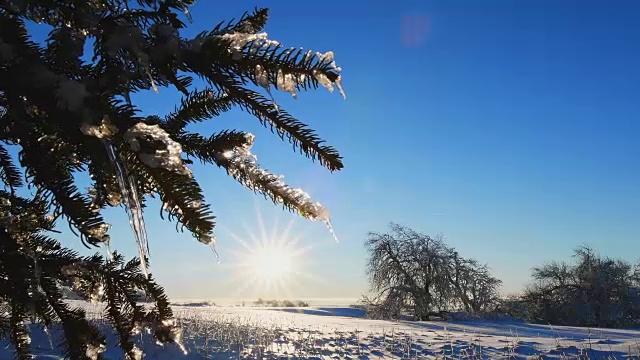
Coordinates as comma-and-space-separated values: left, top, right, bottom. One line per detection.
3, 300, 640, 359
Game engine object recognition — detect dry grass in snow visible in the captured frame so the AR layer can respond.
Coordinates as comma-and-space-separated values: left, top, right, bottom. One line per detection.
3, 300, 640, 359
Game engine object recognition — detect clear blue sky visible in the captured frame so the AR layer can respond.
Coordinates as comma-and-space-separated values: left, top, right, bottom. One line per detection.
33, 1, 640, 300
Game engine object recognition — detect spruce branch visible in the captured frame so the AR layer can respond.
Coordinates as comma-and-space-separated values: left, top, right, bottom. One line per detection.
164, 88, 233, 132
18, 143, 106, 247
221, 84, 344, 171
193, 7, 269, 41
0, 144, 23, 192
144, 166, 215, 244
212, 133, 331, 222
9, 304, 30, 360
0, 231, 32, 360
178, 130, 251, 165
39, 277, 105, 360
1, 3, 346, 356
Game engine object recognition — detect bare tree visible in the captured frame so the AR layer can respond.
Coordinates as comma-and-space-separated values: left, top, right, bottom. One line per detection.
364, 223, 501, 320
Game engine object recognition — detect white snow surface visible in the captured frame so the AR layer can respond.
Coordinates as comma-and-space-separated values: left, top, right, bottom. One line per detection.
3, 300, 640, 359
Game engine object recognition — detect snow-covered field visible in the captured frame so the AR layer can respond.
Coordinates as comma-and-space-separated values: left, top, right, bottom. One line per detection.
3, 300, 640, 359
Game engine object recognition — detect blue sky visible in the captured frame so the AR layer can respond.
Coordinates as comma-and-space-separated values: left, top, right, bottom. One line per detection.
30, 1, 640, 300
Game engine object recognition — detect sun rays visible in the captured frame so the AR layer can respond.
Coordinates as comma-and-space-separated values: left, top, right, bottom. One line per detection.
219, 202, 326, 299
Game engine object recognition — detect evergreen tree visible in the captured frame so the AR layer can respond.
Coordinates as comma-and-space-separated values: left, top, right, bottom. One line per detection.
0, 1, 345, 358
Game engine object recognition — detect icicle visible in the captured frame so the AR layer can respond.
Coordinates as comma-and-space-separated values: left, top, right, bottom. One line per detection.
102, 140, 150, 277
27, 246, 43, 322
309, 50, 347, 99
81, 118, 147, 265
324, 219, 339, 243
103, 237, 115, 261
335, 75, 347, 100
127, 172, 150, 255
254, 64, 282, 113
172, 326, 187, 355
26, 245, 44, 302
180, 1, 193, 23
33, 254, 41, 287
146, 69, 159, 94
43, 325, 53, 349
209, 243, 220, 264
193, 233, 219, 263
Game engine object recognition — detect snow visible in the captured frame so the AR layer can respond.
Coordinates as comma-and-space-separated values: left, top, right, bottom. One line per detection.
276, 69, 297, 99
312, 70, 346, 100
220, 32, 280, 60
4, 300, 640, 359
216, 133, 338, 241
80, 117, 118, 139
123, 123, 190, 176
313, 51, 347, 100
85, 342, 106, 359
254, 64, 270, 91
85, 222, 110, 242
220, 32, 280, 51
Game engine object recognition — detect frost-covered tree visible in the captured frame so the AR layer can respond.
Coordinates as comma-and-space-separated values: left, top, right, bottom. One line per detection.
364, 223, 501, 320
0, 1, 345, 358
524, 246, 640, 327
449, 256, 502, 313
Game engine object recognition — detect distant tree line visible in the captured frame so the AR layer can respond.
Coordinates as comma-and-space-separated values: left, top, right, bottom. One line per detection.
253, 299, 309, 308
363, 223, 640, 328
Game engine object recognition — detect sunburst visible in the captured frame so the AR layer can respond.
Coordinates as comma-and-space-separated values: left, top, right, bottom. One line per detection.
220, 202, 325, 299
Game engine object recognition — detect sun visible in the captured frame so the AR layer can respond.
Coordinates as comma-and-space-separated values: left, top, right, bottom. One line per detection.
221, 202, 326, 299
247, 241, 294, 284
231, 227, 306, 296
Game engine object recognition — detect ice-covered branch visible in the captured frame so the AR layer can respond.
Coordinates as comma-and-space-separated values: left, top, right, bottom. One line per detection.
215, 133, 337, 240
217, 31, 347, 100
123, 123, 191, 176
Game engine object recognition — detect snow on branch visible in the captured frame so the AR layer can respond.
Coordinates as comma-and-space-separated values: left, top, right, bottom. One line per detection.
216, 132, 330, 223
216, 30, 347, 100
123, 123, 191, 176
80, 117, 118, 139
220, 32, 280, 60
